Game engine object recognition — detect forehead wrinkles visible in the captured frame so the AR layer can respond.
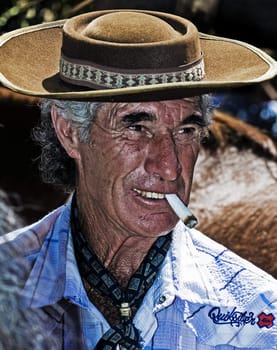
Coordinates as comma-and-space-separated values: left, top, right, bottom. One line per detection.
97, 102, 140, 128
154, 99, 201, 127
161, 99, 196, 116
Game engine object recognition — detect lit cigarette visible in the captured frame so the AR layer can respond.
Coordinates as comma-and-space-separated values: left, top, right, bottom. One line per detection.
165, 194, 198, 228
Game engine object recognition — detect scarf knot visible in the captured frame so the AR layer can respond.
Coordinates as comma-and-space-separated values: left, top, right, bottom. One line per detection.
95, 316, 144, 350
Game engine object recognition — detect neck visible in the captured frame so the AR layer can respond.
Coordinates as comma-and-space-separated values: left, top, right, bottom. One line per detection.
76, 194, 158, 287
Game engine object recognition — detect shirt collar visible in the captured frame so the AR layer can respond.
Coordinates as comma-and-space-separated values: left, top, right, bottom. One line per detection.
21, 197, 91, 310
23, 196, 275, 304
170, 221, 224, 306
21, 209, 220, 309
133, 220, 226, 345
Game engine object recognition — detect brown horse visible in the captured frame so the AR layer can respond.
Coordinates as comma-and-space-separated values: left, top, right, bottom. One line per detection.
191, 110, 277, 277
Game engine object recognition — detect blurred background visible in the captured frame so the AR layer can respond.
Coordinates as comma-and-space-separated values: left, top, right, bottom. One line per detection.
0, 0, 276, 277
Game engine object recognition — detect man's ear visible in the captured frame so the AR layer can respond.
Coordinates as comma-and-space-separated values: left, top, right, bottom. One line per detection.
51, 107, 80, 159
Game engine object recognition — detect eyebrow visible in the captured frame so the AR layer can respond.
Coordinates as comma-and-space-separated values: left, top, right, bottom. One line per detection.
181, 114, 207, 127
121, 111, 206, 126
121, 112, 155, 124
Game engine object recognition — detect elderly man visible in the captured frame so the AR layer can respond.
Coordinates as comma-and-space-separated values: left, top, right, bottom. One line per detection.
0, 9, 276, 350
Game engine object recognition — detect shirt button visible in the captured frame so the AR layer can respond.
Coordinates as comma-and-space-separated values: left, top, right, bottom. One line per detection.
158, 295, 166, 304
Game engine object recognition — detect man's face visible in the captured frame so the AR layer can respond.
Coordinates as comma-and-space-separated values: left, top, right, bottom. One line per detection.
76, 99, 203, 238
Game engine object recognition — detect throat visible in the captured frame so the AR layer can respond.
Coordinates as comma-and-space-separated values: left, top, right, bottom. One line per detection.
103, 247, 151, 288
84, 280, 125, 326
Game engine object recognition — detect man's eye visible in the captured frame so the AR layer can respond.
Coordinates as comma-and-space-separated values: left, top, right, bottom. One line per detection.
174, 125, 201, 142
179, 126, 196, 134
128, 124, 144, 132
125, 124, 152, 140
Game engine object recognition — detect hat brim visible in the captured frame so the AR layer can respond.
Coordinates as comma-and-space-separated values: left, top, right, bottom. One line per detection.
0, 18, 276, 101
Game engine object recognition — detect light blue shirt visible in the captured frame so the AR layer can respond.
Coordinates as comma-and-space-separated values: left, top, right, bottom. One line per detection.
0, 199, 276, 349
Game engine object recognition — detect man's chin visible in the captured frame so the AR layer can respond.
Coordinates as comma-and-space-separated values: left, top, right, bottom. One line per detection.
133, 214, 178, 238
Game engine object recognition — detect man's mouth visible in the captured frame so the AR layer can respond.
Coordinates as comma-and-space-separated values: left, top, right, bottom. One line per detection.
133, 188, 166, 199
134, 189, 198, 228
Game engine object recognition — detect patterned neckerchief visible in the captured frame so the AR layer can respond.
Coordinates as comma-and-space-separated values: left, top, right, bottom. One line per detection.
71, 196, 172, 350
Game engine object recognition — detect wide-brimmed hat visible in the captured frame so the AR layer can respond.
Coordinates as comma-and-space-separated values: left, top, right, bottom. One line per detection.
0, 9, 276, 101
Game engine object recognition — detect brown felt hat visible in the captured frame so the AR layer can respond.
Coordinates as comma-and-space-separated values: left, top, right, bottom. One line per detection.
0, 9, 276, 101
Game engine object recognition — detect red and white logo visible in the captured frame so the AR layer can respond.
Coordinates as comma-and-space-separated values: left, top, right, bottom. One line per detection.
257, 312, 275, 329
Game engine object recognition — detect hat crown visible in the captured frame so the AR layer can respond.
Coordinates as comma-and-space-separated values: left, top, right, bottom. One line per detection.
81, 12, 181, 43
60, 10, 204, 89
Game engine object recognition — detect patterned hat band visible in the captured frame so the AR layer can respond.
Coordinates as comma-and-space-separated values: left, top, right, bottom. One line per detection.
59, 55, 205, 90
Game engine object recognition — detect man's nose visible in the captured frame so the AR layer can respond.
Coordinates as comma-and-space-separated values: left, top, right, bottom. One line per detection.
144, 135, 181, 181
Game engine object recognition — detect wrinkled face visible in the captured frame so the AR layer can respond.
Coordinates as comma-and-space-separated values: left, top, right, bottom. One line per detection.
76, 99, 204, 238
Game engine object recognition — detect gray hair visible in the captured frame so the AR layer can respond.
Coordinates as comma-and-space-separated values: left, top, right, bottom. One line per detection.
33, 96, 212, 192
32, 100, 103, 192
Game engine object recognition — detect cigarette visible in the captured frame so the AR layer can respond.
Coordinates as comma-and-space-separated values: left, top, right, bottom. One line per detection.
165, 194, 198, 228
